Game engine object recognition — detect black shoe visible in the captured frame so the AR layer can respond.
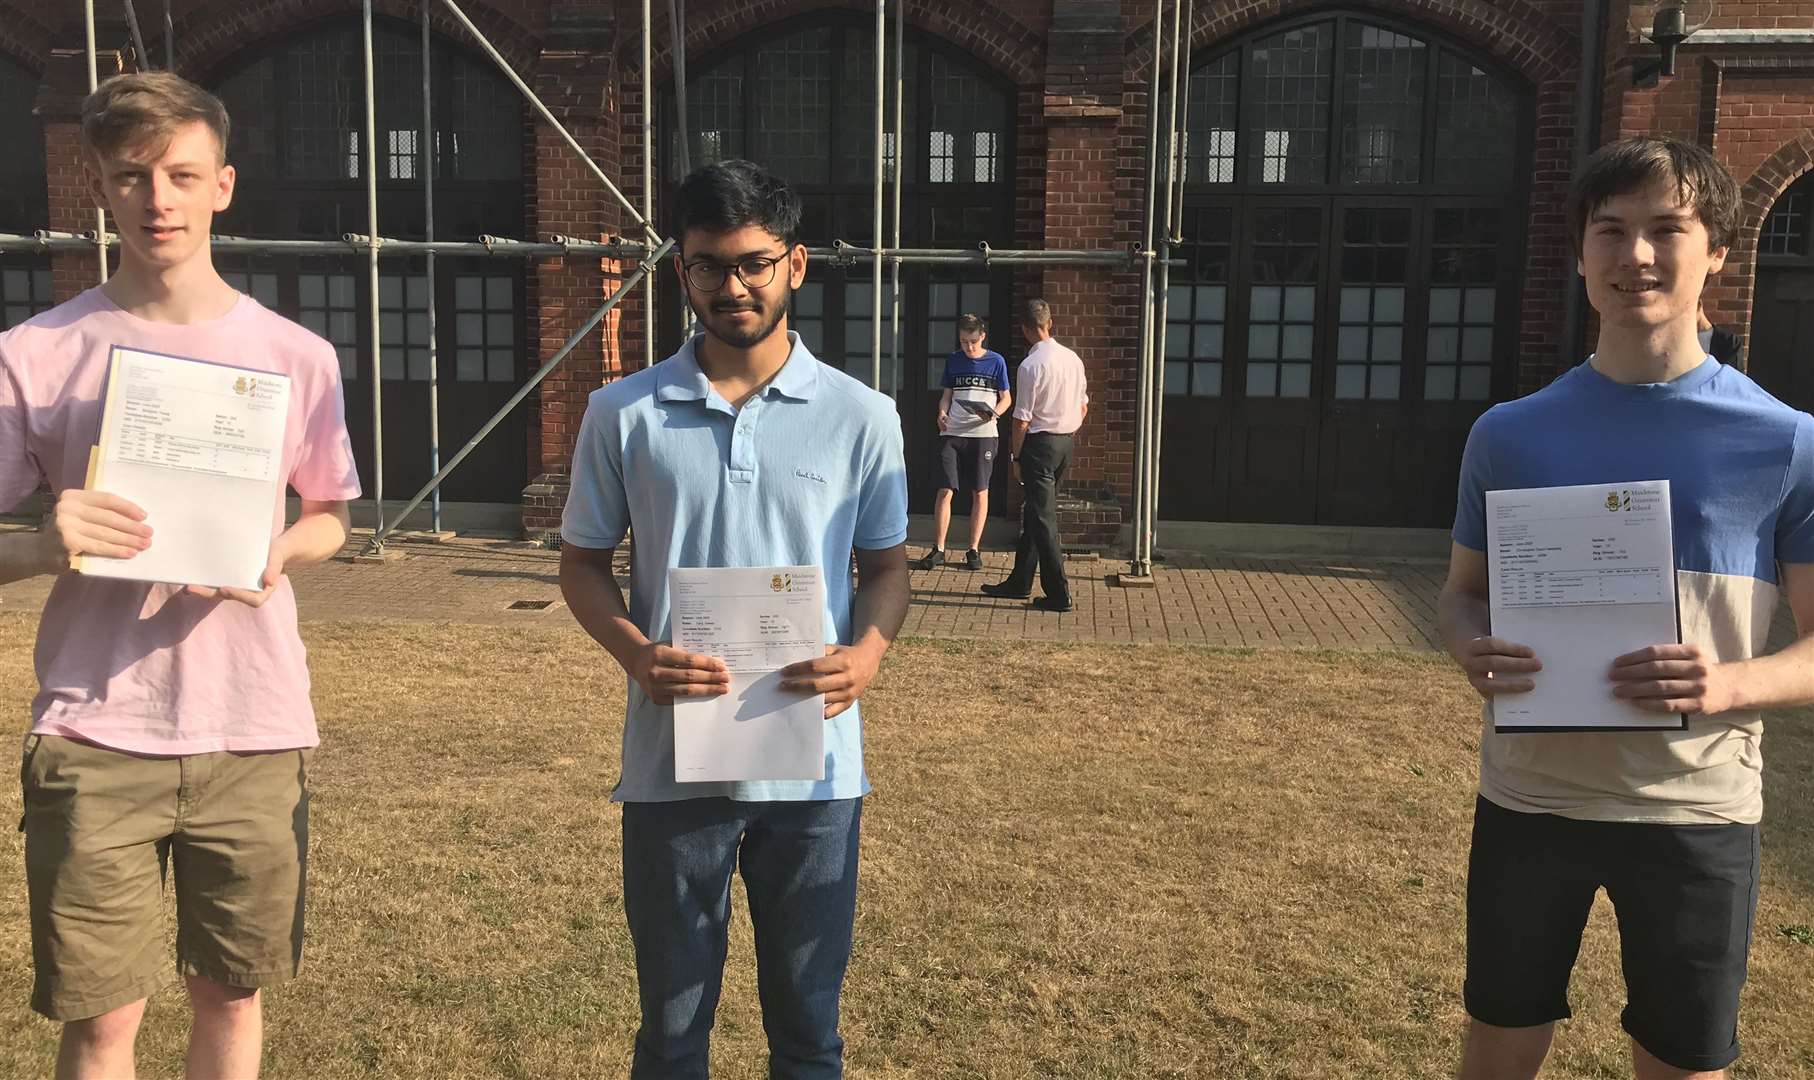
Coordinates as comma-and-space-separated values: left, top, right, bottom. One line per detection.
1030, 595, 1073, 613
913, 548, 945, 571
981, 581, 1031, 599
964, 548, 984, 571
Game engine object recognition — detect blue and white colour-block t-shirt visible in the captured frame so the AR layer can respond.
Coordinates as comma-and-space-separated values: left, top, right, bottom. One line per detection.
562, 331, 910, 803
1453, 356, 1814, 824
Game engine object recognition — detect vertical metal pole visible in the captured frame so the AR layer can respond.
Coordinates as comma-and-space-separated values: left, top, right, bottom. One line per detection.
871, 0, 885, 390
422, 3, 441, 534
363, 0, 386, 538
1147, 0, 1186, 567
668, 0, 691, 342
85, 0, 109, 284
642, 0, 656, 372
887, 0, 903, 400
1130, 0, 1165, 576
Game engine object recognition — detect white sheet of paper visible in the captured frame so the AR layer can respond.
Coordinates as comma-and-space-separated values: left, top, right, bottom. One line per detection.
1486, 481, 1683, 731
80, 347, 291, 591
668, 566, 827, 782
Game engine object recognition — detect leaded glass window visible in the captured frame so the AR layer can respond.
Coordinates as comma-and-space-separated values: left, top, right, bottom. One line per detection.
1247, 24, 1333, 185
1432, 53, 1515, 188
1761, 174, 1810, 259
1340, 26, 1425, 185
213, 20, 521, 183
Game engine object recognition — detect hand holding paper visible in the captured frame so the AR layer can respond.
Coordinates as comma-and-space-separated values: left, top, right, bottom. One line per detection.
779, 641, 883, 719
47, 488, 153, 567
1609, 642, 1737, 716
628, 641, 731, 705
1456, 635, 1543, 698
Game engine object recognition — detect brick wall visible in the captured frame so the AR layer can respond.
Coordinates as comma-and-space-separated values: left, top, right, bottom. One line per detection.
1605, 9, 1814, 369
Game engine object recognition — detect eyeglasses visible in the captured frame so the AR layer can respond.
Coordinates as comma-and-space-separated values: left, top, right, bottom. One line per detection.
683, 251, 790, 293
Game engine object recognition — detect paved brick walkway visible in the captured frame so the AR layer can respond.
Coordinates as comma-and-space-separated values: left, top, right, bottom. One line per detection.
0, 532, 1451, 649
4, 531, 1798, 650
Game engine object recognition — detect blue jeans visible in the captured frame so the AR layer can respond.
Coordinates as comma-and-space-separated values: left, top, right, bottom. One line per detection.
621, 796, 863, 1080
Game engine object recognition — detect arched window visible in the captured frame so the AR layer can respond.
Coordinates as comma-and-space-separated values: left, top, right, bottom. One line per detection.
216, 21, 520, 185
0, 54, 51, 331
207, 18, 528, 503
1160, 13, 1527, 526
1761, 172, 1810, 262
1750, 172, 1814, 413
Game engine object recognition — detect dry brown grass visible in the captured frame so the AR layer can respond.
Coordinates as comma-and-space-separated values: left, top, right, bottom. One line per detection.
0, 612, 1810, 1078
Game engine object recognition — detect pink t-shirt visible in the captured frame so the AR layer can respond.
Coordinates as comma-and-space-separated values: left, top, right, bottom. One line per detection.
0, 288, 361, 754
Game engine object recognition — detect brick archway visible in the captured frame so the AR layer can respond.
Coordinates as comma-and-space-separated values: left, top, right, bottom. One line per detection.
0, 1, 51, 76
1128, 0, 1573, 89
1728, 133, 1814, 362
170, 0, 540, 84
641, 0, 1043, 88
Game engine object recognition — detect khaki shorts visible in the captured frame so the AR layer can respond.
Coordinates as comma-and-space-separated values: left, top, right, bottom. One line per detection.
18, 734, 312, 1021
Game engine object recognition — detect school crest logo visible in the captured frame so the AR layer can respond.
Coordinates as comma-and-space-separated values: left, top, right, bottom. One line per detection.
233, 376, 249, 395
770, 573, 794, 593
1605, 490, 1630, 512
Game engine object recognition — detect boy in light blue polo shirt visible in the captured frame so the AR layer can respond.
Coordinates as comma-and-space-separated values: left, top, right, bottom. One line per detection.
559, 160, 909, 1078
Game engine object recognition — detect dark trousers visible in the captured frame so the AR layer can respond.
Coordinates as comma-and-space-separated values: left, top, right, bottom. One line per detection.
1003, 431, 1072, 603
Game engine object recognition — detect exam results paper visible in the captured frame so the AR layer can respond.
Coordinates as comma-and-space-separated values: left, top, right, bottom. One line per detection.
1486, 481, 1685, 731
80, 347, 291, 591
668, 566, 828, 782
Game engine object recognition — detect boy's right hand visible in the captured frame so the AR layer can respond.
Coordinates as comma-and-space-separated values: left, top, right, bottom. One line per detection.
937, 412, 948, 433
1457, 636, 1541, 699
630, 642, 730, 705
44, 489, 151, 569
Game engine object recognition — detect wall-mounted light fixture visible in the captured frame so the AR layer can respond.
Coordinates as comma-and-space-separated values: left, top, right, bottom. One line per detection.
1633, 3, 1694, 86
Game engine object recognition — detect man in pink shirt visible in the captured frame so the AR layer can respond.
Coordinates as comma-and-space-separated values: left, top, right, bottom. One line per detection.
0, 73, 358, 1078
982, 299, 1088, 612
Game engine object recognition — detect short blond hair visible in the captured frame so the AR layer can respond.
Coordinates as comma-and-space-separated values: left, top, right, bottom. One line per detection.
81, 72, 230, 166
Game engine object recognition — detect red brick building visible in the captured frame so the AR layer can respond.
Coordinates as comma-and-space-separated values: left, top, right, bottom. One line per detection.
2, 2, 1810, 542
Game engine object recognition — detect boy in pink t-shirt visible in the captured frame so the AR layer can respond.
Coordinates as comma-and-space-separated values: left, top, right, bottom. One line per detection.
0, 74, 358, 1076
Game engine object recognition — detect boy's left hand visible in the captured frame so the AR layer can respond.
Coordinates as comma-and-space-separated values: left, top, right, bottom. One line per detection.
1609, 643, 1737, 715
185, 547, 285, 608
780, 643, 883, 719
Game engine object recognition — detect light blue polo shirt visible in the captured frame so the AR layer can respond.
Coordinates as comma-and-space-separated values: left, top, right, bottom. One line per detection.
562, 331, 909, 803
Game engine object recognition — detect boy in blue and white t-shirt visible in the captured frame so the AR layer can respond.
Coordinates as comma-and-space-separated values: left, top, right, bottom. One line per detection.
915, 313, 1011, 571
1439, 136, 1814, 1079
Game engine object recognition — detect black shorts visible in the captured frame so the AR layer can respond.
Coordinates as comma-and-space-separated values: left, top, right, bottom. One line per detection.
935, 435, 998, 494
1464, 795, 1759, 1072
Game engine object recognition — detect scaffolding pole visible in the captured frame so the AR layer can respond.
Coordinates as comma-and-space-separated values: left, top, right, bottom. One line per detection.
870, 0, 886, 391
122, 0, 149, 70
669, 0, 692, 342
1129, 0, 1166, 578
642, 0, 656, 372
440, 0, 660, 248
84, 0, 108, 284
364, 239, 676, 552
1144, 0, 1186, 573
1146, 0, 1191, 572
422, 2, 442, 533
888, 0, 903, 400
362, 0, 385, 540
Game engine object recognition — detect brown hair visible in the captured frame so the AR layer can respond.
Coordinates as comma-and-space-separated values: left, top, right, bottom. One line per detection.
956, 313, 988, 336
1566, 136, 1739, 253
81, 72, 231, 167
1020, 298, 1052, 331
